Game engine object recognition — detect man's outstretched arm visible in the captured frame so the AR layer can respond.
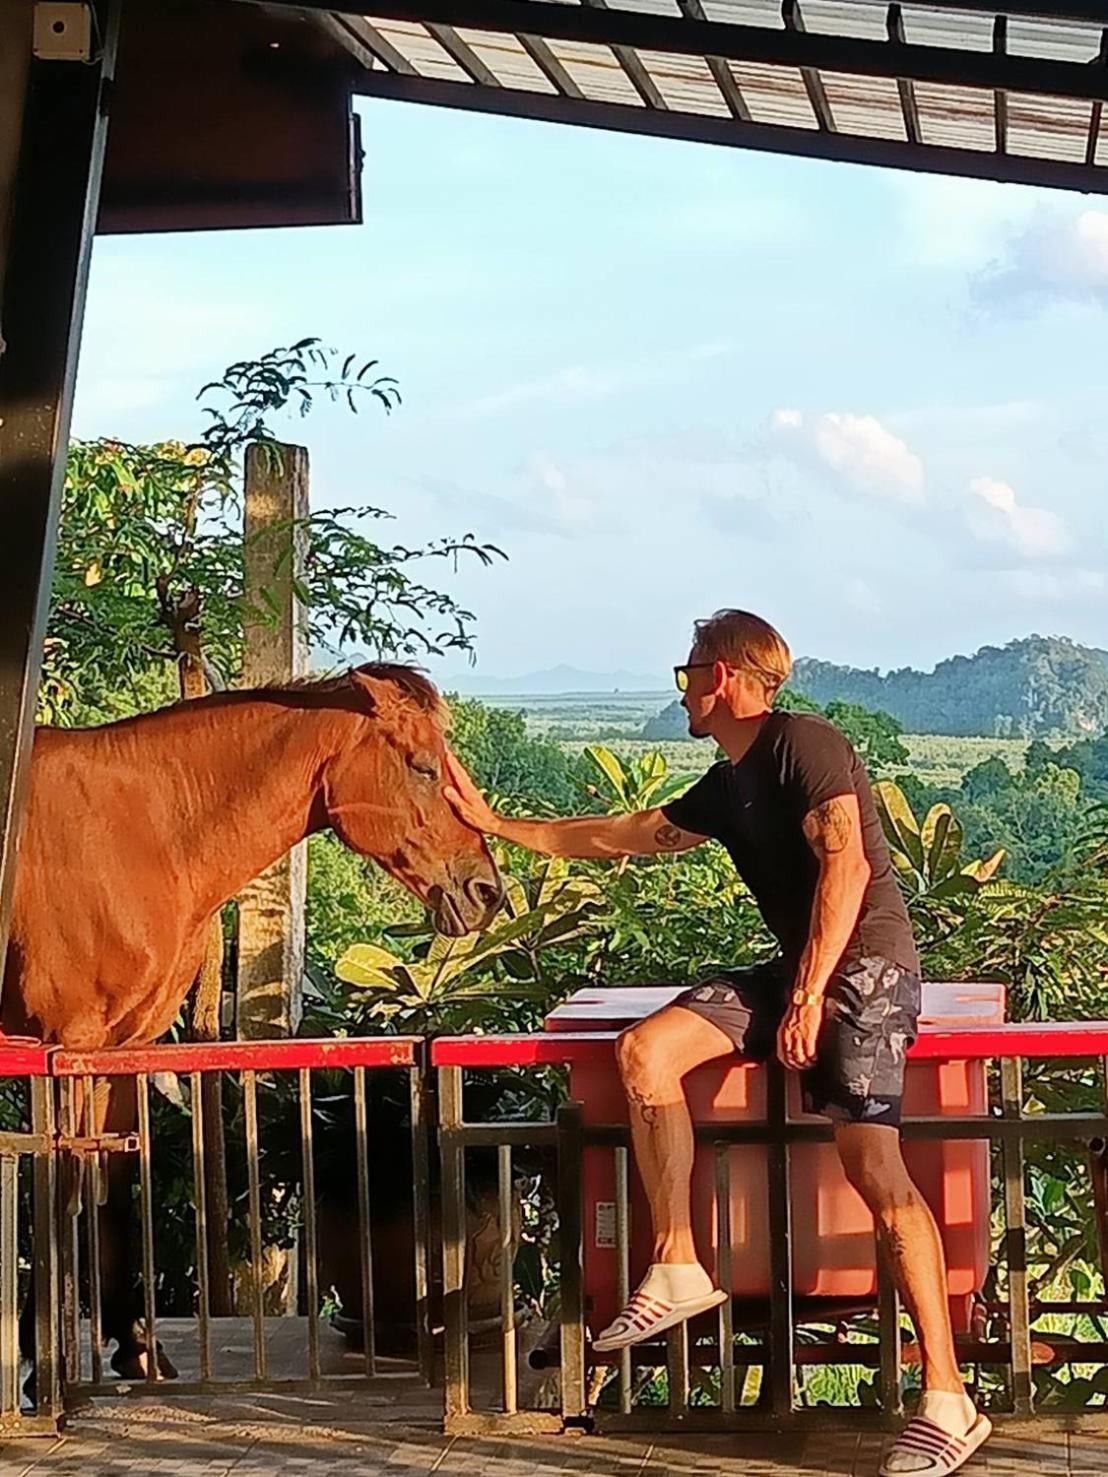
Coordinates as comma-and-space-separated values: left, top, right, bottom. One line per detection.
443, 752, 707, 859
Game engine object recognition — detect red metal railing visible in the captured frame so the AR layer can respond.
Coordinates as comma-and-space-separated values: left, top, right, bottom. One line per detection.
8, 1021, 1108, 1437
430, 1022, 1108, 1435
2, 1037, 432, 1412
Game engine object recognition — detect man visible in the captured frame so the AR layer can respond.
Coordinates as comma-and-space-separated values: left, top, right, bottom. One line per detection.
444, 609, 991, 1476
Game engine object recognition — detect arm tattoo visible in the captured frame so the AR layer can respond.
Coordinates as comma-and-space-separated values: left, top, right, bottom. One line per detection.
653, 822, 684, 851
810, 799, 853, 856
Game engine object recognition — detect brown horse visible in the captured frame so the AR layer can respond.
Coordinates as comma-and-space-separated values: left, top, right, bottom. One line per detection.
3, 663, 502, 1374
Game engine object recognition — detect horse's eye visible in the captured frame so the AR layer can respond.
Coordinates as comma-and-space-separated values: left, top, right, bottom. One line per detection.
410, 754, 440, 780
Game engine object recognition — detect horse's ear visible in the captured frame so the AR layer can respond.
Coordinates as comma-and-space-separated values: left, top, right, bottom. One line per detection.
348, 669, 379, 715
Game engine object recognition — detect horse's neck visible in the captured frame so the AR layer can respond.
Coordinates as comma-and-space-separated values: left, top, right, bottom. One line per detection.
142, 699, 337, 917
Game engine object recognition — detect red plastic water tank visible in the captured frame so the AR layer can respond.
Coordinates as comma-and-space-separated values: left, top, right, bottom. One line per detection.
544, 982, 1003, 1339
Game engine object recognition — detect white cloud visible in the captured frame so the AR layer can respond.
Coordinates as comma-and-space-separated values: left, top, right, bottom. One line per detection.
895, 174, 1042, 269
967, 476, 1070, 560
770, 410, 925, 505
530, 453, 594, 530
450, 342, 734, 422
974, 209, 1108, 311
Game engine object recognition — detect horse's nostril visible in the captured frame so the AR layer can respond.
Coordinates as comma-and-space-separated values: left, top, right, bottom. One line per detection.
464, 875, 505, 914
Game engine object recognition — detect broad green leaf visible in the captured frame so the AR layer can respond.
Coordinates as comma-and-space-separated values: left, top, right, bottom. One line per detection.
922, 805, 962, 883
874, 780, 924, 874
335, 942, 401, 987
583, 745, 629, 804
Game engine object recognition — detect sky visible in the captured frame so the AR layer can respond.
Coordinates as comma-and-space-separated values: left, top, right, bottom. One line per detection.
72, 97, 1108, 687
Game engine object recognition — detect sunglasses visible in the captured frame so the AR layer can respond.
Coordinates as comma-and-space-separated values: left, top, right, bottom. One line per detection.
673, 662, 715, 693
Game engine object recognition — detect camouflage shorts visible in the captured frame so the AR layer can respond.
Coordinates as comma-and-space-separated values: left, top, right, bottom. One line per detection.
675, 955, 922, 1128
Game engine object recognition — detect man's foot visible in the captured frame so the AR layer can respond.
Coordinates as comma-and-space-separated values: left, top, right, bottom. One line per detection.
880, 1391, 991, 1476
592, 1263, 726, 1354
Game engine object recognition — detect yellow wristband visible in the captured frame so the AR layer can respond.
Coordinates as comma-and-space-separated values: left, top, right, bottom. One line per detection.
791, 990, 822, 1007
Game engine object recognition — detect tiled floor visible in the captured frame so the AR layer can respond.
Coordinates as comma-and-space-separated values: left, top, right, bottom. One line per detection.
3, 1324, 1104, 1476
1, 1395, 1102, 1477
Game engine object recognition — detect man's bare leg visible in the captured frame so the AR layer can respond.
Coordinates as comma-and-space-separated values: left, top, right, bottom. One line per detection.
616, 1005, 736, 1263
837, 1124, 985, 1472
592, 1006, 737, 1349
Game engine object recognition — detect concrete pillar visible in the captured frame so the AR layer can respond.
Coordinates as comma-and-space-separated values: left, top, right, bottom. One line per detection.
235, 442, 310, 1039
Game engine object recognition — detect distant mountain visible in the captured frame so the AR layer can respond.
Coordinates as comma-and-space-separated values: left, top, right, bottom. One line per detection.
789, 636, 1108, 739
642, 637, 1108, 740
440, 664, 668, 696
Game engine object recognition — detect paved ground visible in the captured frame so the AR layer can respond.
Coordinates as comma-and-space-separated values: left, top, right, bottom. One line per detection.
3, 1393, 1107, 1477
4, 1322, 1106, 1476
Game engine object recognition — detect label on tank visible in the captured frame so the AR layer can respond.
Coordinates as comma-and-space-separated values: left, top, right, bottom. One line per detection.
594, 1201, 617, 1248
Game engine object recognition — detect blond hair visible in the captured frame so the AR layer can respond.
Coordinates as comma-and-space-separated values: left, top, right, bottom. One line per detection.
691, 609, 792, 697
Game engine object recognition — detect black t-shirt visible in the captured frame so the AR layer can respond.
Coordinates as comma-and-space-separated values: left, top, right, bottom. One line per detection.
662, 711, 919, 974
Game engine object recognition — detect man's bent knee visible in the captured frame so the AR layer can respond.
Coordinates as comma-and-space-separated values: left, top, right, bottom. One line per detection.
616, 1022, 672, 1100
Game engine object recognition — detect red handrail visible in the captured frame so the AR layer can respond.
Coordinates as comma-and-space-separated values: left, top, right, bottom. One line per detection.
50, 1036, 421, 1077
431, 1020, 1108, 1068
0, 1041, 51, 1075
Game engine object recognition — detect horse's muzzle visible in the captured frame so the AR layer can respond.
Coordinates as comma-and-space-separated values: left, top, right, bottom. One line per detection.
432, 859, 505, 936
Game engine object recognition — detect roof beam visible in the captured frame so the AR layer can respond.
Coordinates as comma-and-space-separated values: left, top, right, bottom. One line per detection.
1089, 29, 1108, 165
678, 0, 751, 123
782, 0, 835, 133
354, 67, 1108, 193
425, 22, 499, 84
290, 0, 1108, 103
516, 33, 584, 96
581, 0, 667, 110
993, 14, 1008, 155
886, 5, 921, 146
318, 12, 417, 72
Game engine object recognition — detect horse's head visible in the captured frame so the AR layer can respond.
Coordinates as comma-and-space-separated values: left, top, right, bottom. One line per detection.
322, 665, 505, 936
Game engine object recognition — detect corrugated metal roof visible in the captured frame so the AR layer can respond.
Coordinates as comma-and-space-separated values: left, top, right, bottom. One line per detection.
316, 1, 1108, 189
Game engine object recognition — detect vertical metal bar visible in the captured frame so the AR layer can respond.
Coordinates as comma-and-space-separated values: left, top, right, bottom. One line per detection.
439, 1065, 469, 1422
0, 2, 120, 1001
243, 1069, 267, 1381
497, 1144, 517, 1414
136, 1074, 158, 1386
0, 1150, 18, 1419
31, 1075, 59, 1422
60, 1081, 80, 1388
714, 1143, 735, 1413
1001, 1056, 1032, 1416
765, 1061, 794, 1417
189, 1072, 212, 1383
299, 1068, 320, 1384
353, 1066, 376, 1378
875, 1225, 903, 1417
557, 1100, 587, 1422
409, 1059, 433, 1386
614, 1145, 632, 1414
83, 1076, 102, 1387
666, 1323, 690, 1419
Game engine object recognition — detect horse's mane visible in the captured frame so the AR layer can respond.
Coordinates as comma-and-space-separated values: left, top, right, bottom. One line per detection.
269, 663, 444, 714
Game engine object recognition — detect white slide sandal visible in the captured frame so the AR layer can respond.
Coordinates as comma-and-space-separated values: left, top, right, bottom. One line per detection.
592, 1286, 728, 1353
879, 1412, 993, 1476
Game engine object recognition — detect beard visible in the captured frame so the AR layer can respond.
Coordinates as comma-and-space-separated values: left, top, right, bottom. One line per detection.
686, 713, 710, 739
